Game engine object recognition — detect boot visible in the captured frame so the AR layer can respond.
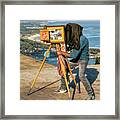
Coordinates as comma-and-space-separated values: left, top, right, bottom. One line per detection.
56, 77, 67, 93
86, 87, 95, 100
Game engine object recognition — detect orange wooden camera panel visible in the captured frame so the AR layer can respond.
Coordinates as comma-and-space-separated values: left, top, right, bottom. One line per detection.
40, 29, 49, 42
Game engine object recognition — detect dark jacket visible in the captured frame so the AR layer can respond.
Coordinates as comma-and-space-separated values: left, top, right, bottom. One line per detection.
70, 35, 89, 62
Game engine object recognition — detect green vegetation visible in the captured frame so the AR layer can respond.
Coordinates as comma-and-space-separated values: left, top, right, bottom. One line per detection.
89, 48, 100, 55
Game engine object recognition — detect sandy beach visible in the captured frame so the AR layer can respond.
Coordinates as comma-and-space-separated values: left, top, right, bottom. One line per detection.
20, 54, 100, 100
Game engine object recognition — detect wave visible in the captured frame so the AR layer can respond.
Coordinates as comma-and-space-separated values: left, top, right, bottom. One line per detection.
87, 36, 100, 39
87, 36, 100, 38
89, 46, 100, 49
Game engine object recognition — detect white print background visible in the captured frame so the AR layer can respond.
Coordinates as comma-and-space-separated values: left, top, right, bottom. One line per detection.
5, 5, 115, 115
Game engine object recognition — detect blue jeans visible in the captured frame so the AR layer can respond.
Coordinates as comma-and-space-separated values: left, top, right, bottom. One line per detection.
78, 60, 94, 95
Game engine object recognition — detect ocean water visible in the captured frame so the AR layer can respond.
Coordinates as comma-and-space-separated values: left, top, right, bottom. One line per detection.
46, 57, 96, 66
32, 51, 96, 66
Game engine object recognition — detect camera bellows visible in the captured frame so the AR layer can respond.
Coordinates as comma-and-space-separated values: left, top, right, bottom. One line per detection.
65, 23, 83, 51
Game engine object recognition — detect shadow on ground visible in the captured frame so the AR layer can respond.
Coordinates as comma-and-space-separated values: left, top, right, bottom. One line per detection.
68, 67, 99, 99
70, 67, 99, 85
86, 68, 99, 84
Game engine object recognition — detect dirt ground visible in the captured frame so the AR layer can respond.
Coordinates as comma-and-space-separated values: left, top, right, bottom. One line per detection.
20, 55, 100, 100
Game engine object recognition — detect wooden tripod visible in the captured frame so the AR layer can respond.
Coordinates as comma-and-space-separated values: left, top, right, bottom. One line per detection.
27, 43, 77, 98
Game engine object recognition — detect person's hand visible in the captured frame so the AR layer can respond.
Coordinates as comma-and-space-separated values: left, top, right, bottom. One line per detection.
57, 50, 70, 57
62, 51, 70, 57
57, 51, 62, 56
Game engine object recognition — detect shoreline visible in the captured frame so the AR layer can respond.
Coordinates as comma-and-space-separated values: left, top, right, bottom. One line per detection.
20, 39, 100, 59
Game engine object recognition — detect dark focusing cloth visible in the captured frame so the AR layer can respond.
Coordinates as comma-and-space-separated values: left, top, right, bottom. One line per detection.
65, 23, 83, 51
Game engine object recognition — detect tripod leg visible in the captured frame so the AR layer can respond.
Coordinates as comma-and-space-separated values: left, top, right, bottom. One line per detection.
72, 86, 76, 100
66, 61, 77, 86
78, 82, 81, 93
56, 44, 71, 98
27, 44, 52, 95
59, 57, 71, 98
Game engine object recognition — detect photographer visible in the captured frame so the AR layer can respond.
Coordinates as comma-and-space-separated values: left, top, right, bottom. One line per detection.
57, 24, 95, 100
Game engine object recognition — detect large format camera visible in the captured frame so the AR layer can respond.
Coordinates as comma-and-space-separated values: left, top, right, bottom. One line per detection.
40, 23, 83, 51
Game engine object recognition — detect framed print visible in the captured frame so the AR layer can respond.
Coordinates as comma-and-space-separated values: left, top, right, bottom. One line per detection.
20, 20, 100, 100
0, 0, 120, 119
